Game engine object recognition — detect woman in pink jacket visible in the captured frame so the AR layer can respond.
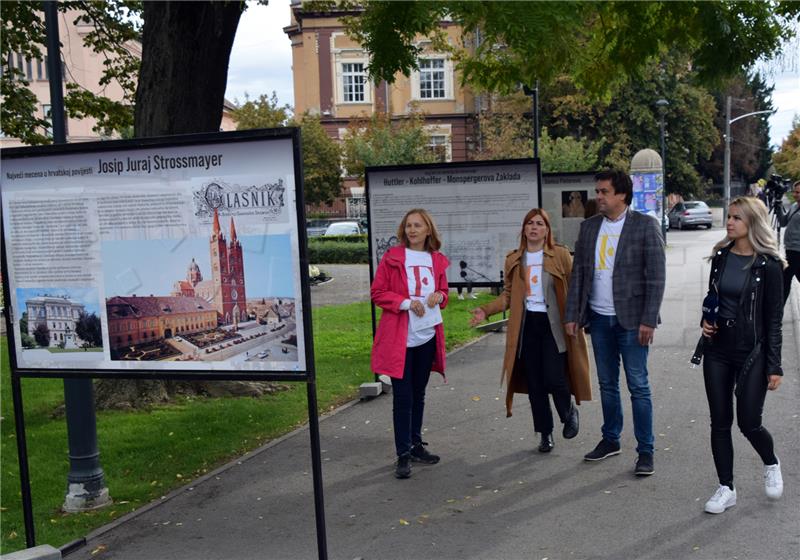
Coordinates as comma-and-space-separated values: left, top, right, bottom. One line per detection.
371, 208, 449, 479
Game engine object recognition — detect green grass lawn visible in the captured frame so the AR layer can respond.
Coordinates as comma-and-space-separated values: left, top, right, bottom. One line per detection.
0, 294, 493, 553
45, 347, 104, 353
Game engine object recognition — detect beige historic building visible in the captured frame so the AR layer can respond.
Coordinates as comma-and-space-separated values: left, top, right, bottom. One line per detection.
2, 9, 237, 148
25, 295, 86, 347
284, 2, 480, 215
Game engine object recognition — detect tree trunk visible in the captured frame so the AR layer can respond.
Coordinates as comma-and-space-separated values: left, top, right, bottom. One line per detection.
133, 1, 244, 136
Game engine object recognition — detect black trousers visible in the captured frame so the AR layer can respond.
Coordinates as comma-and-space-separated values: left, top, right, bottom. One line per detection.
520, 311, 571, 435
784, 249, 800, 303
391, 336, 436, 457
703, 324, 777, 488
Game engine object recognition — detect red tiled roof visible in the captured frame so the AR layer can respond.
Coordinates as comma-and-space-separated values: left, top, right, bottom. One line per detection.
106, 296, 216, 319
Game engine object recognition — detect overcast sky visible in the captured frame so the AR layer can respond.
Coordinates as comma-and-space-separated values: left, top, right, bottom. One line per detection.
225, 0, 800, 149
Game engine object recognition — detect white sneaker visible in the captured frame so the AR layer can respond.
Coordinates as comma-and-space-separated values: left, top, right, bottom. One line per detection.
764, 460, 783, 499
457, 293, 465, 300
469, 293, 478, 299
704, 484, 737, 514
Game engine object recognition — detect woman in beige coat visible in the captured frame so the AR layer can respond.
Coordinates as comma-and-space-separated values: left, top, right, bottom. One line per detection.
471, 208, 591, 452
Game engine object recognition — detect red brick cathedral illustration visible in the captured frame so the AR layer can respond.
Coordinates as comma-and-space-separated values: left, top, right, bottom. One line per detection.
210, 208, 246, 325
170, 208, 247, 327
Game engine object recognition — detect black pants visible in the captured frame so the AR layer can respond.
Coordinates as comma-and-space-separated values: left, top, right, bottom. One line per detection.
784, 249, 800, 303
520, 311, 571, 435
391, 336, 436, 457
703, 324, 777, 488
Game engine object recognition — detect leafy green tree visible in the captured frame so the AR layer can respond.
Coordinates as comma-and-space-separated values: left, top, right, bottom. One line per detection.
773, 115, 800, 179
75, 311, 103, 347
292, 114, 343, 205
19, 311, 28, 339
340, 1, 799, 97
33, 323, 50, 347
474, 91, 601, 171
232, 92, 291, 129
341, 110, 437, 184
698, 72, 775, 186
1, 0, 140, 144
540, 53, 718, 197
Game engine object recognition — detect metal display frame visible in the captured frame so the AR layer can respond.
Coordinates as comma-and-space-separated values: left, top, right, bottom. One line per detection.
1, 129, 328, 558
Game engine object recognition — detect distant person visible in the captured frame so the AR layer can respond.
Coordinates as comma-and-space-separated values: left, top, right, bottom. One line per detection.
457, 285, 477, 300
470, 209, 591, 453
777, 180, 800, 303
699, 196, 785, 514
371, 208, 449, 479
565, 170, 666, 476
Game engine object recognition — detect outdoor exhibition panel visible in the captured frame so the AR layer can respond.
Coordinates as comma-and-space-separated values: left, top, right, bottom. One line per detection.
541, 172, 597, 251
366, 159, 541, 287
1, 129, 314, 381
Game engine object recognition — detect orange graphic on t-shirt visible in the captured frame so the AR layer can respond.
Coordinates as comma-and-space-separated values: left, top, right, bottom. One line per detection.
525, 265, 540, 296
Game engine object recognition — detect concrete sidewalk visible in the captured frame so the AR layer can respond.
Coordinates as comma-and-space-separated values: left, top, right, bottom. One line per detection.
71, 230, 799, 560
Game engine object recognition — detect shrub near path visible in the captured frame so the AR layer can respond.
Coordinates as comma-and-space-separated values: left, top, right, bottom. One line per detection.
0, 294, 492, 553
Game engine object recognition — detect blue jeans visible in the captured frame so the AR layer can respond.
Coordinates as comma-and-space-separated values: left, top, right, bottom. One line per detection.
588, 311, 654, 455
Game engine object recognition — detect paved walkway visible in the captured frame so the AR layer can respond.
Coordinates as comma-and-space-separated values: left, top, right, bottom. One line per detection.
70, 230, 799, 560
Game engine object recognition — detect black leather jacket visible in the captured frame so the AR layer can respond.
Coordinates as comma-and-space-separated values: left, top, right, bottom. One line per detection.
708, 244, 784, 376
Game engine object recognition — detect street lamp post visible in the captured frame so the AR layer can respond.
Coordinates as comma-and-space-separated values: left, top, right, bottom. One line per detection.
656, 99, 669, 241
722, 95, 773, 224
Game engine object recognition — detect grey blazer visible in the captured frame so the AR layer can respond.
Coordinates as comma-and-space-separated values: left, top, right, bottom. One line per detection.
564, 208, 666, 330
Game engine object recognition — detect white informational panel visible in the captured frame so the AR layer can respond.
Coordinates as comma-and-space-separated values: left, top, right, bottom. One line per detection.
541, 172, 597, 251
366, 160, 540, 285
0, 130, 310, 376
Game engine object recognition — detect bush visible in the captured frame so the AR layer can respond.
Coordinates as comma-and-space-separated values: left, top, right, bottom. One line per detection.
308, 239, 368, 263
316, 233, 367, 244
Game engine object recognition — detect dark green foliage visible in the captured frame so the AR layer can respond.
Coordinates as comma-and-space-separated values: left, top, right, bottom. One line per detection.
33, 323, 50, 347
75, 311, 103, 347
308, 239, 369, 264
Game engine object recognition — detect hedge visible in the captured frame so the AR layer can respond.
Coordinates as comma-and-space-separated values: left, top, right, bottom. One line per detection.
308, 239, 369, 263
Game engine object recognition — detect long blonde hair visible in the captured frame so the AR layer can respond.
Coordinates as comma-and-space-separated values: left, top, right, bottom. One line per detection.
709, 197, 786, 267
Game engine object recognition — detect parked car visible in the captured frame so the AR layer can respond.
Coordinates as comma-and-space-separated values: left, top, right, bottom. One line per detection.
306, 219, 332, 238
668, 201, 713, 230
323, 221, 362, 236
257, 351, 269, 359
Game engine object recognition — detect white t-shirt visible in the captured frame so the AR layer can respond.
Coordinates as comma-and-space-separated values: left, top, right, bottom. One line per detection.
589, 214, 626, 316
525, 250, 547, 312
404, 249, 439, 347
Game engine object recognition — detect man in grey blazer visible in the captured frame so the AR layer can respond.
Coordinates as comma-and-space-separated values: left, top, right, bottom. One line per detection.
565, 170, 666, 476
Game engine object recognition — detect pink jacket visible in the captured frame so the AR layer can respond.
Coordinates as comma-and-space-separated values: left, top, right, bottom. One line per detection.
370, 246, 449, 379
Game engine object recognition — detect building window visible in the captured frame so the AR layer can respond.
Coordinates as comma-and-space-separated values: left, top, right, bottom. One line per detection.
419, 58, 446, 99
342, 62, 366, 103
427, 135, 450, 162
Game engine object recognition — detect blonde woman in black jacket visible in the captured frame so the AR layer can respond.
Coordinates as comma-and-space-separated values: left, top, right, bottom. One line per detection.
701, 196, 786, 514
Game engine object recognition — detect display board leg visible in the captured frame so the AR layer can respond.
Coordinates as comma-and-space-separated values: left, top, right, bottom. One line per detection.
306, 381, 328, 560
11, 374, 36, 548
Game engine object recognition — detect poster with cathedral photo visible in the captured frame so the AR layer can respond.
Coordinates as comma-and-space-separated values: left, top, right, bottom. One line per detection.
0, 129, 312, 379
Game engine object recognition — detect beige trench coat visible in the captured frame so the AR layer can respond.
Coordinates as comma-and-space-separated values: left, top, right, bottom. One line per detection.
481, 245, 592, 417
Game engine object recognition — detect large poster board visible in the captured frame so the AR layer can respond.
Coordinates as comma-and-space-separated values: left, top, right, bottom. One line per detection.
366, 159, 540, 286
541, 172, 597, 251
1, 130, 311, 379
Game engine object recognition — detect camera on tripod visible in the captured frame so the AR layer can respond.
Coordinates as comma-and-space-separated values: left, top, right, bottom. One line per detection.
764, 174, 791, 207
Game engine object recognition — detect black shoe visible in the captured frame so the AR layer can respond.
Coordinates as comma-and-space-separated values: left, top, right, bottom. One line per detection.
538, 433, 555, 453
395, 453, 412, 479
562, 405, 579, 439
584, 439, 621, 461
410, 442, 440, 464
634, 453, 655, 476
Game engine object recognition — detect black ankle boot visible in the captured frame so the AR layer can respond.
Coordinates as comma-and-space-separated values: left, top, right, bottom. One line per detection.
395, 453, 412, 478
563, 405, 579, 439
538, 433, 555, 453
